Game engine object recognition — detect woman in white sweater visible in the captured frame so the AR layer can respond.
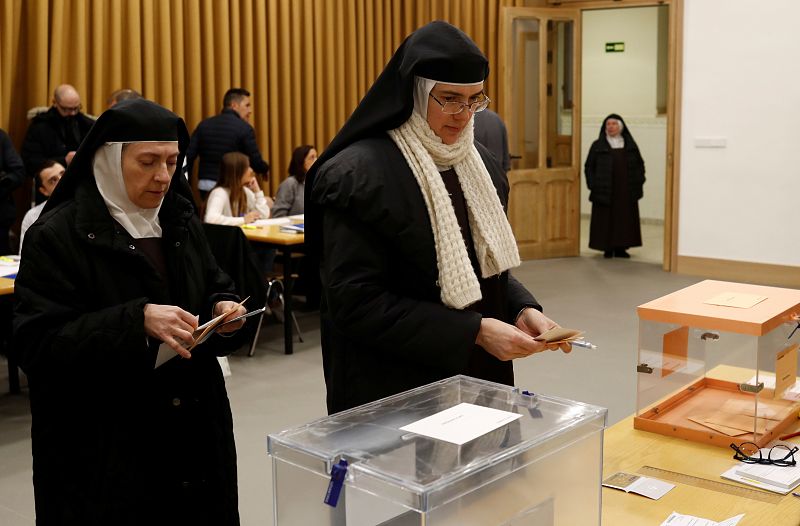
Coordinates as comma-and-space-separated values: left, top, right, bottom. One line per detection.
204, 151, 272, 225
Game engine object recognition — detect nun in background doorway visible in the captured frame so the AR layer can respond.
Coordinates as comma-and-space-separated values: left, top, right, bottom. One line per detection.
14, 99, 245, 525
584, 113, 646, 258
306, 20, 572, 415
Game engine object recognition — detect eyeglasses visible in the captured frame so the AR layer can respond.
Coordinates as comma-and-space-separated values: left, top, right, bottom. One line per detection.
730, 442, 798, 466
428, 93, 491, 115
56, 102, 82, 114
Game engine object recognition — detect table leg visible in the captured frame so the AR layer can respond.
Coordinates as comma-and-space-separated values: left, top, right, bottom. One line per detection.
283, 248, 294, 355
7, 354, 19, 394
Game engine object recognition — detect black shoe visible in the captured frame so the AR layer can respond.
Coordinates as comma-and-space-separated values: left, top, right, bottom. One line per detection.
603, 251, 613, 259
614, 249, 630, 258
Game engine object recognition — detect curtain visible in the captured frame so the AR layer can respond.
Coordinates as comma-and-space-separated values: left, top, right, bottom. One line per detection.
0, 0, 524, 197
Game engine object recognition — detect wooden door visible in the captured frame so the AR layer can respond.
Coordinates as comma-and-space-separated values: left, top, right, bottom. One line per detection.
500, 8, 581, 259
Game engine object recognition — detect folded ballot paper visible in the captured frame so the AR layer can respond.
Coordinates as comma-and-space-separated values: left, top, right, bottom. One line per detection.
602, 472, 674, 500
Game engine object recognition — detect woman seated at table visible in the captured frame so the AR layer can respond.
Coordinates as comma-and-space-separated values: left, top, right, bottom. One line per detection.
204, 151, 272, 225
270, 144, 316, 217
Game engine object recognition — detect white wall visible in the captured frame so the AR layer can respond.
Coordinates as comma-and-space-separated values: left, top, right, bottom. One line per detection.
679, 0, 800, 266
582, 7, 659, 116
581, 7, 666, 221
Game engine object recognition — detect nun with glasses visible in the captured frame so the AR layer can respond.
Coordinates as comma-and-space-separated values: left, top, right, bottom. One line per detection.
14, 99, 245, 525
307, 21, 571, 415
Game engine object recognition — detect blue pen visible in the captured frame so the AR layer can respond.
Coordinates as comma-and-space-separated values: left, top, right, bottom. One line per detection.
793, 492, 800, 498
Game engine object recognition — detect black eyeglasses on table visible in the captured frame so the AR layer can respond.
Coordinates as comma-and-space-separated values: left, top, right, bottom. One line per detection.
730, 442, 798, 466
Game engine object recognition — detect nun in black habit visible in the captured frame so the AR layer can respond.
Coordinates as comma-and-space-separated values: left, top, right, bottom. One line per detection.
14, 99, 245, 525
584, 113, 646, 258
307, 21, 572, 415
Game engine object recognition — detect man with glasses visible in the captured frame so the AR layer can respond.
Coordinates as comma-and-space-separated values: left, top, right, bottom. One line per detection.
307, 21, 571, 414
21, 84, 94, 184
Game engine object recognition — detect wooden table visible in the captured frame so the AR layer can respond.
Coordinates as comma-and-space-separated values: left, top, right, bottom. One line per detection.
602, 414, 800, 525
242, 224, 305, 355
0, 276, 18, 393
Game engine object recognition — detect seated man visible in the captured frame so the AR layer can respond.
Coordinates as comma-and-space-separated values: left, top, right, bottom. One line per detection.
20, 160, 64, 251
21, 84, 94, 175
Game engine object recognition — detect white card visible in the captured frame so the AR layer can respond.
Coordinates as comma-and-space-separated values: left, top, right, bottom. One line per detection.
660, 511, 744, 526
399, 402, 522, 445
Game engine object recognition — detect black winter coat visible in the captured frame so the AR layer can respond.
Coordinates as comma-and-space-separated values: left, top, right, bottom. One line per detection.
21, 107, 95, 177
14, 178, 241, 525
0, 129, 24, 234
186, 108, 269, 183
584, 116, 645, 206
313, 136, 539, 414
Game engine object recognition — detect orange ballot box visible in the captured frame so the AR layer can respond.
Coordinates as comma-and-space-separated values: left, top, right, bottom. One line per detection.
634, 280, 800, 448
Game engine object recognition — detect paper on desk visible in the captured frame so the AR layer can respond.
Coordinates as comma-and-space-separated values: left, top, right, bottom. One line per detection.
0, 254, 20, 277
602, 472, 674, 499
287, 214, 304, 221
253, 217, 291, 226
399, 402, 521, 445
660, 511, 744, 526
704, 292, 766, 309
720, 465, 793, 494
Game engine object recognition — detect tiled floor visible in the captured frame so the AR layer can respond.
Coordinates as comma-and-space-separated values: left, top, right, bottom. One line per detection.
0, 219, 695, 525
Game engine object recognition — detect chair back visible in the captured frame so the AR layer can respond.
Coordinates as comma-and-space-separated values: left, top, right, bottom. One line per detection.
202, 223, 268, 345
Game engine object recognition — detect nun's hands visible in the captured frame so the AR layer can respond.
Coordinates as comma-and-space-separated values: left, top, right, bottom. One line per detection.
144, 303, 198, 359
214, 301, 247, 334
515, 308, 572, 354
475, 318, 550, 361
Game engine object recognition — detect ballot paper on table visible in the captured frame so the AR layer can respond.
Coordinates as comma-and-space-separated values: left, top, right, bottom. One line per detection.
399, 402, 522, 445
660, 511, 744, 526
602, 472, 674, 500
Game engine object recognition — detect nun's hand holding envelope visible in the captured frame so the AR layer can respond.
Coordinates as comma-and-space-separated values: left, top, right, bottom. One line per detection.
515, 308, 577, 354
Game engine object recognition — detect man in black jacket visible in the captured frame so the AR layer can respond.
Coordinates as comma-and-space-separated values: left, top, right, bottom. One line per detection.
21, 84, 95, 178
186, 88, 269, 199
0, 129, 24, 254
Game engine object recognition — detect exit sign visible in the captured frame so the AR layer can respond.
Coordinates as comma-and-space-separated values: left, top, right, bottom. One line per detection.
605, 42, 625, 52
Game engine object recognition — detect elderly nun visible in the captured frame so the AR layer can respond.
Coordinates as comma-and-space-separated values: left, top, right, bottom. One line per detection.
14, 99, 245, 525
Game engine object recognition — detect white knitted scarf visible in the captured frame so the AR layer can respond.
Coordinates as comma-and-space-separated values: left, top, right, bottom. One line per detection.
388, 111, 520, 309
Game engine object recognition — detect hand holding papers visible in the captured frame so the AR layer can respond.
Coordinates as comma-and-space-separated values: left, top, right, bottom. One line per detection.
154, 297, 259, 368
188, 297, 250, 350
534, 327, 587, 346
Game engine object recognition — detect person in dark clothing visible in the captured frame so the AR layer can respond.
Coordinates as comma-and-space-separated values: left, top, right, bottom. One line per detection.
186, 88, 269, 199
107, 87, 143, 108
0, 129, 25, 254
21, 84, 95, 177
307, 21, 571, 415
473, 108, 511, 173
14, 99, 246, 526
584, 114, 645, 258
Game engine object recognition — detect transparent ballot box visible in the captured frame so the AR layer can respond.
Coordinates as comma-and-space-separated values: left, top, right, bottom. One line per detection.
635, 280, 800, 448
267, 375, 607, 525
